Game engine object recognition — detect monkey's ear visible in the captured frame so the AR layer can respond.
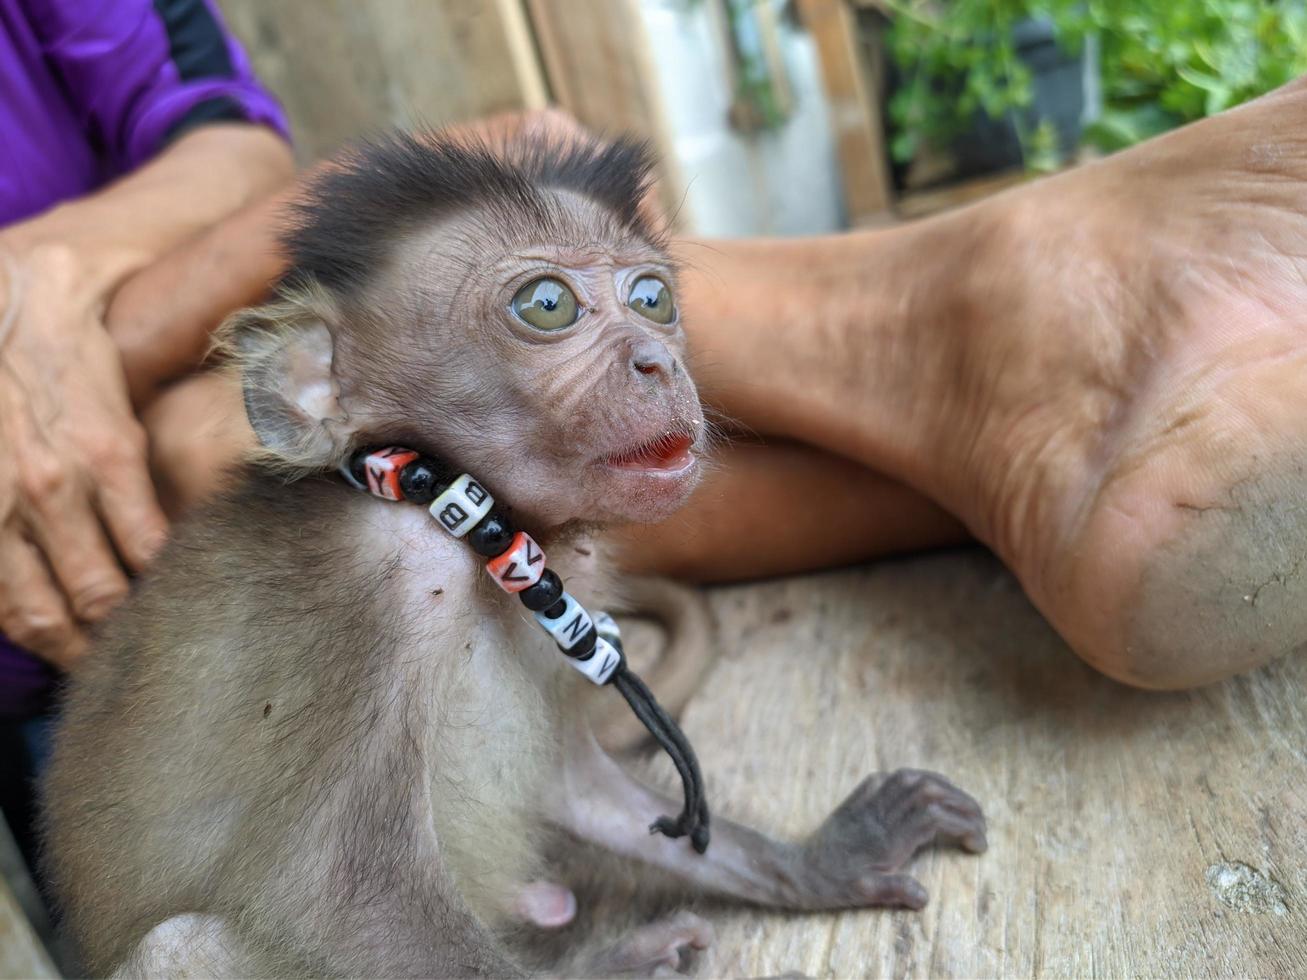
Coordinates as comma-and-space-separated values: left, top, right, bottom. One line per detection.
223, 296, 351, 468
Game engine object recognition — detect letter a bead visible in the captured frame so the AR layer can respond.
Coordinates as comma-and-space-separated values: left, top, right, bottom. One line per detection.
363, 447, 419, 501
485, 531, 545, 593
429, 474, 494, 537
534, 592, 594, 651
563, 637, 622, 685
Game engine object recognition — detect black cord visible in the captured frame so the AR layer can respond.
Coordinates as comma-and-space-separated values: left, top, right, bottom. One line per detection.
341, 448, 712, 853
611, 664, 711, 853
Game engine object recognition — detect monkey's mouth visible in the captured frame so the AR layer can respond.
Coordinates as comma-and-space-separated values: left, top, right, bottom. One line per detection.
603, 432, 696, 473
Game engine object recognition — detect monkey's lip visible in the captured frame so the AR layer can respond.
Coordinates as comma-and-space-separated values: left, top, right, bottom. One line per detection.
602, 432, 696, 473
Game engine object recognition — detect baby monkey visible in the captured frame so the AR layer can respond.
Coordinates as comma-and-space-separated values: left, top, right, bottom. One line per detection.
42, 131, 987, 977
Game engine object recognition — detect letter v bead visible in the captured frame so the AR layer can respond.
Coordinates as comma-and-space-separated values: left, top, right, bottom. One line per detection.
485, 531, 546, 593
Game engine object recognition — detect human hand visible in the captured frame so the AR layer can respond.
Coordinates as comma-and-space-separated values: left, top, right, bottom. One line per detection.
0, 240, 168, 668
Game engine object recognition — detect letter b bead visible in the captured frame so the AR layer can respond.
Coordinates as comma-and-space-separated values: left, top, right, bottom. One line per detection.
429, 474, 494, 537
485, 532, 545, 593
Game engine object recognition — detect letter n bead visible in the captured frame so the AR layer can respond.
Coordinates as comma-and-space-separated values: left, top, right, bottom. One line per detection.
534, 592, 594, 651
363, 448, 419, 501
429, 475, 494, 537
485, 532, 545, 593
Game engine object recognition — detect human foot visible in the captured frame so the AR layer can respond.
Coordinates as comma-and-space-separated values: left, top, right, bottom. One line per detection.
940, 78, 1307, 687
679, 77, 1307, 687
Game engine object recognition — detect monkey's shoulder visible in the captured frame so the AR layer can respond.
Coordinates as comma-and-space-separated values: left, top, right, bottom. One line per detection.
92, 471, 477, 664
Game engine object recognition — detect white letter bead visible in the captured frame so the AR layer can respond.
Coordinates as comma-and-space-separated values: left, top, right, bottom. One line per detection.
428, 474, 494, 537
592, 611, 621, 645
534, 592, 594, 651
485, 531, 545, 593
564, 636, 622, 685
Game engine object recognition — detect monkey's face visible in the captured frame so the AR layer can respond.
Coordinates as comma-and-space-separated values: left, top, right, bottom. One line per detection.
342, 195, 705, 528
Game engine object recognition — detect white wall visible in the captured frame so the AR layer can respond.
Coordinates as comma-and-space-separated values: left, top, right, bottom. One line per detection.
637, 0, 845, 237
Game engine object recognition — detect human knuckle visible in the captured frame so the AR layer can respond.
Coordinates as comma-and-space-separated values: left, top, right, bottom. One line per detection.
27, 241, 81, 283
5, 607, 70, 649
90, 428, 146, 470
532, 107, 581, 132
18, 456, 69, 501
72, 579, 128, 616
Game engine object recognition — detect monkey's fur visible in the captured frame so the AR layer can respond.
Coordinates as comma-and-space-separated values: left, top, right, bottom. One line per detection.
42, 131, 988, 977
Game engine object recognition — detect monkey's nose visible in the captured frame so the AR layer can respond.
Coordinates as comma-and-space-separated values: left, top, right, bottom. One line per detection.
628, 339, 677, 380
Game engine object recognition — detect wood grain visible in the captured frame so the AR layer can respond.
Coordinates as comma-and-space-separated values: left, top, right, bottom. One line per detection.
640, 549, 1307, 977
525, 0, 685, 221
0, 875, 56, 979
795, 0, 893, 223
220, 0, 546, 163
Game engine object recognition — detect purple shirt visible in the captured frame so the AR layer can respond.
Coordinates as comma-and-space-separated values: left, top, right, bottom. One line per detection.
0, 0, 289, 714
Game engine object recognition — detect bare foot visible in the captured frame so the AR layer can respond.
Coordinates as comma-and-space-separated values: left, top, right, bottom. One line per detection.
942, 79, 1307, 687
797, 769, 986, 910
582, 911, 714, 977
680, 77, 1307, 688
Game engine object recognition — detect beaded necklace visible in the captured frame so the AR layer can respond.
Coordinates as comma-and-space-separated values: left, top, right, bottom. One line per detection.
342, 447, 710, 854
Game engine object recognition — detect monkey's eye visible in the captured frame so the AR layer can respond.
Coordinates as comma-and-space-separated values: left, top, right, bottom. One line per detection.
627, 276, 675, 325
511, 277, 579, 331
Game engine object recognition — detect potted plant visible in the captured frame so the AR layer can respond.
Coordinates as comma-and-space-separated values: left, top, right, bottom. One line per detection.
882, 0, 1307, 188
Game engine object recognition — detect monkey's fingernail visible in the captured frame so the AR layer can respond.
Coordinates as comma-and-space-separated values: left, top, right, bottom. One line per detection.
514, 881, 577, 929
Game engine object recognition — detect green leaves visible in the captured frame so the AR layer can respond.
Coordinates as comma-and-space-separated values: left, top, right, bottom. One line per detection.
885, 0, 1307, 167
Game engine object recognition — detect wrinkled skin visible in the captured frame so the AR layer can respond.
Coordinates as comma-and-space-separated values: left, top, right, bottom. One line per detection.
646, 77, 1307, 688
333, 195, 705, 528
44, 138, 987, 977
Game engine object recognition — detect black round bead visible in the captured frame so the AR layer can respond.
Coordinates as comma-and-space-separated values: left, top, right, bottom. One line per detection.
347, 453, 369, 487
398, 459, 443, 505
520, 570, 564, 612
467, 512, 516, 557
565, 625, 598, 660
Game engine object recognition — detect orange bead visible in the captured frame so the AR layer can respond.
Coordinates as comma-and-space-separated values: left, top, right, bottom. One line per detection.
484, 531, 546, 593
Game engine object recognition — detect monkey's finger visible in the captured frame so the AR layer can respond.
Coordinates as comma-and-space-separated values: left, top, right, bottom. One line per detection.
907, 802, 989, 855
93, 433, 170, 573
0, 532, 89, 668
882, 770, 984, 824
855, 873, 928, 909
24, 475, 131, 623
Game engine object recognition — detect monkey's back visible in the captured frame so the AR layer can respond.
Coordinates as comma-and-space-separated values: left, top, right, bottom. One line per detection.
42, 471, 564, 974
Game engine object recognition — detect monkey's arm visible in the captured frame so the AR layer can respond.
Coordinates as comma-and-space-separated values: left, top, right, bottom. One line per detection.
551, 724, 986, 911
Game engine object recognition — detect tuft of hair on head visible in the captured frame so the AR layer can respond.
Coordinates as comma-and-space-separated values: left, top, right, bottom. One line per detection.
281, 129, 660, 296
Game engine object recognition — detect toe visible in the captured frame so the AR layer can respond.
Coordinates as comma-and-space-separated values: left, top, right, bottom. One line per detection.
912, 802, 988, 854
594, 911, 715, 976
857, 873, 929, 909
886, 771, 984, 823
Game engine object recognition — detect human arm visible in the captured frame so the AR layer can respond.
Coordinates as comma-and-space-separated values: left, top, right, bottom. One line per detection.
0, 0, 293, 666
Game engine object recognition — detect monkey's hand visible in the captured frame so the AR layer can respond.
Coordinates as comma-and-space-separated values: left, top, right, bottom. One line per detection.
795, 769, 987, 910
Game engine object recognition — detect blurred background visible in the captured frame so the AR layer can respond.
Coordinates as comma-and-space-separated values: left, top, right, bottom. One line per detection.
219, 0, 1307, 235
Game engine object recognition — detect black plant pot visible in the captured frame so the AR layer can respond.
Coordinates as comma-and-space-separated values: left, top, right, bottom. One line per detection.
888, 18, 1099, 188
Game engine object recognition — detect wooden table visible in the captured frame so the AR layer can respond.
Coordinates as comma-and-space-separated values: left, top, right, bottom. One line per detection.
633, 549, 1307, 977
